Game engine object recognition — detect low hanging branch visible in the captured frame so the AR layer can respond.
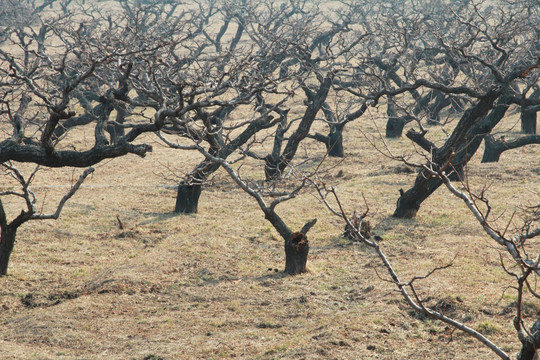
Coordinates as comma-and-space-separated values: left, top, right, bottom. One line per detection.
429, 166, 539, 273
31, 167, 95, 220
312, 180, 513, 360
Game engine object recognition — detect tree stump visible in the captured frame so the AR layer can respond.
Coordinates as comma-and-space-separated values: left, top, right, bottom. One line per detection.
284, 232, 309, 275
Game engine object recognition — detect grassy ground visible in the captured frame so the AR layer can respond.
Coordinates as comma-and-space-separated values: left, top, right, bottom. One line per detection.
1, 108, 539, 360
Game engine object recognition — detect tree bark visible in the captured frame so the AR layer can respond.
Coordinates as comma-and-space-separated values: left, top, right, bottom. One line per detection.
308, 123, 345, 158
386, 117, 410, 138
106, 105, 127, 143
284, 232, 309, 275
174, 183, 202, 213
271, 74, 333, 177
0, 226, 16, 276
518, 319, 540, 360
521, 106, 537, 134
482, 134, 540, 163
385, 95, 415, 138
326, 124, 344, 157
394, 89, 508, 218
482, 134, 504, 163
392, 178, 442, 219
521, 88, 539, 134
426, 91, 451, 125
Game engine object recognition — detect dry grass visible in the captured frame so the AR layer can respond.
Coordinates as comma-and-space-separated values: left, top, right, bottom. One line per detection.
1, 108, 539, 360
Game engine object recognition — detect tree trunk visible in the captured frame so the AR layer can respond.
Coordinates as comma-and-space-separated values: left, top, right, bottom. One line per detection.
106, 106, 126, 143
518, 319, 540, 360
327, 124, 344, 157
386, 98, 406, 138
0, 226, 16, 276
426, 92, 451, 125
308, 126, 345, 157
482, 134, 540, 163
174, 183, 202, 213
259, 205, 314, 276
273, 74, 333, 177
393, 177, 442, 219
264, 155, 281, 180
386, 117, 408, 138
394, 90, 508, 218
521, 88, 539, 134
482, 135, 503, 163
521, 106, 537, 134
284, 232, 309, 275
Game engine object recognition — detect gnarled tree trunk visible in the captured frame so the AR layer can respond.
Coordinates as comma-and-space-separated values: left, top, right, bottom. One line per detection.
394, 90, 509, 218
482, 134, 540, 163
482, 134, 504, 163
308, 123, 345, 158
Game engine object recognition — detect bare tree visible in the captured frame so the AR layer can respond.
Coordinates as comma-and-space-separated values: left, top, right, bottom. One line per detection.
0, 164, 93, 275
159, 0, 366, 212
160, 132, 319, 274
0, 0, 207, 273
314, 161, 539, 359
370, 0, 540, 218
482, 85, 540, 162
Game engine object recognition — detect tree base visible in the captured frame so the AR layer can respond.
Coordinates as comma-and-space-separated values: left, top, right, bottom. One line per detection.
386, 117, 407, 138
284, 232, 309, 275
0, 228, 16, 276
174, 184, 202, 213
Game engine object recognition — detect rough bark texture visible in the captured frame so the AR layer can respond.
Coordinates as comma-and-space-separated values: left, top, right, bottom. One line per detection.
284, 232, 309, 275
174, 184, 202, 213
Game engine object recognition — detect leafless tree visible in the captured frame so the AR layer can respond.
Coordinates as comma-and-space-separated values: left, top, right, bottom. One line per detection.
314, 160, 539, 359
157, 0, 369, 212
169, 140, 319, 275
0, 0, 213, 273
341, 0, 540, 219
0, 164, 93, 275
